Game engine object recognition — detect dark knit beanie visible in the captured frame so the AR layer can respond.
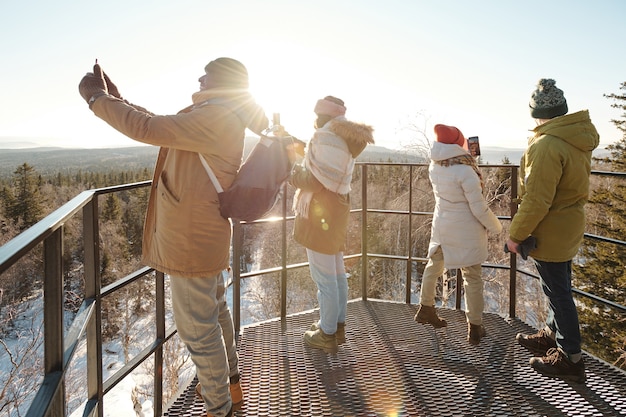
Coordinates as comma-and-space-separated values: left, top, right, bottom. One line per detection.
204, 57, 249, 89
529, 78, 568, 119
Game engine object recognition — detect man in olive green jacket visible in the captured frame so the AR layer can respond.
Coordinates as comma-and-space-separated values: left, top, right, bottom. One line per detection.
507, 79, 599, 384
79, 58, 268, 417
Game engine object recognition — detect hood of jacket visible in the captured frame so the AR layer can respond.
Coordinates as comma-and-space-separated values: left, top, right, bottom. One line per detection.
189, 88, 269, 135
326, 117, 375, 158
531, 110, 599, 152
430, 141, 470, 161
303, 116, 374, 194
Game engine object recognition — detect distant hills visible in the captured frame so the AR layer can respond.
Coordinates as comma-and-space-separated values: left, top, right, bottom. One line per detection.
0, 138, 428, 179
0, 146, 160, 178
478, 147, 524, 164
3, 138, 582, 179
0, 140, 42, 149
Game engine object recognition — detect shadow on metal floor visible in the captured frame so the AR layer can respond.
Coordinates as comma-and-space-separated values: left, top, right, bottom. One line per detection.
165, 299, 626, 417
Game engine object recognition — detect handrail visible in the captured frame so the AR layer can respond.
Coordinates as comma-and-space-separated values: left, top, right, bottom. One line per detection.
0, 180, 161, 417
1, 165, 624, 417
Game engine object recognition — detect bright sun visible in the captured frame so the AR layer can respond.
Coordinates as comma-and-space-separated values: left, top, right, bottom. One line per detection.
248, 69, 318, 139
236, 40, 340, 140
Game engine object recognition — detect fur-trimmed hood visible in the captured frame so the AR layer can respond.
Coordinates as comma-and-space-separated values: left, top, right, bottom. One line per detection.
303, 116, 374, 194
326, 117, 375, 158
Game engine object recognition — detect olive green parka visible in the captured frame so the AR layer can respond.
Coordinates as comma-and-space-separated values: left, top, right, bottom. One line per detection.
510, 110, 599, 262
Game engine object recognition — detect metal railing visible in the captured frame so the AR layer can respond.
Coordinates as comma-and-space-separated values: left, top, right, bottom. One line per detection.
1, 164, 624, 417
0, 181, 171, 417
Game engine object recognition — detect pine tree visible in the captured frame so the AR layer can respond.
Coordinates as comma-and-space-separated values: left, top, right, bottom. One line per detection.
4, 163, 44, 231
0, 186, 17, 219
102, 193, 121, 222
574, 82, 626, 367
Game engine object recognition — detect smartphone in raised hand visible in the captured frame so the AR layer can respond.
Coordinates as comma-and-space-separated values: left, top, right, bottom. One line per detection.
468, 136, 481, 157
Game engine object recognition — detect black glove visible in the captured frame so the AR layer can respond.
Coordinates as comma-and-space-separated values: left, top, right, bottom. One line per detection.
504, 236, 537, 260
102, 71, 122, 99
78, 63, 107, 105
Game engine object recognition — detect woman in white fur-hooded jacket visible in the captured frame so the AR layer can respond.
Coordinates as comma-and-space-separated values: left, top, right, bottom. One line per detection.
414, 124, 502, 346
290, 96, 374, 353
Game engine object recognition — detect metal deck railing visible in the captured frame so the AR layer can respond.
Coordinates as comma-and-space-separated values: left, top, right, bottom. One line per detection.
1, 163, 625, 417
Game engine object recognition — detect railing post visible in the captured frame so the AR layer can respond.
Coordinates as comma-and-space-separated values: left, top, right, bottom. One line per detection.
509, 166, 519, 318
232, 221, 242, 333
83, 198, 103, 417
406, 166, 413, 304
455, 270, 462, 310
281, 182, 288, 319
43, 227, 65, 417
361, 165, 368, 300
154, 270, 165, 417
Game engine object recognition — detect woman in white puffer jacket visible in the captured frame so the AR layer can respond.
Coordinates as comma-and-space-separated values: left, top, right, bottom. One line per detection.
414, 124, 502, 345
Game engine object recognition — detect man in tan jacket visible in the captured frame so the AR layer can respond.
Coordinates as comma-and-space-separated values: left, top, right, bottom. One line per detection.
79, 58, 268, 417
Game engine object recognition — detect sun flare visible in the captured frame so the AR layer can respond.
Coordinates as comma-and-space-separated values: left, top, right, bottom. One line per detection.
238, 40, 341, 140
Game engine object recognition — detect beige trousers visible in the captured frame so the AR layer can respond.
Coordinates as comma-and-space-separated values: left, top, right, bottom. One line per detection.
170, 273, 237, 417
419, 246, 484, 325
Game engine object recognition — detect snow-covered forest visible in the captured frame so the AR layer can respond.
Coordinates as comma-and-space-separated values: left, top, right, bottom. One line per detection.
1, 128, 625, 416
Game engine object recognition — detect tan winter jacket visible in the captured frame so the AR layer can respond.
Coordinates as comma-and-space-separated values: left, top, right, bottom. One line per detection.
91, 89, 268, 277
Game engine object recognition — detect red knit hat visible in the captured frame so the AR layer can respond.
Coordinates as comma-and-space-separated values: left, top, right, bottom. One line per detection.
434, 124, 467, 149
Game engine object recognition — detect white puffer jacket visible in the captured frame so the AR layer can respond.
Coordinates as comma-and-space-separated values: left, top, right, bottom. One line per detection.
427, 142, 502, 269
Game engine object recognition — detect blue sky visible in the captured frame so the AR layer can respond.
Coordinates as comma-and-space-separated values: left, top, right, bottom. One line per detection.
0, 0, 624, 151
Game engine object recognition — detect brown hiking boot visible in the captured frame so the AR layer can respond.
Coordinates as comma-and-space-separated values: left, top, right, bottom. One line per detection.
303, 328, 338, 353
529, 348, 586, 383
468, 323, 486, 345
310, 322, 346, 344
196, 380, 244, 409
414, 304, 447, 328
228, 381, 243, 407
516, 329, 557, 355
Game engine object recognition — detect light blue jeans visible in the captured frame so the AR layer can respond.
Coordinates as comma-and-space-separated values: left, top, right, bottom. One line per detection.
306, 249, 348, 335
170, 272, 238, 417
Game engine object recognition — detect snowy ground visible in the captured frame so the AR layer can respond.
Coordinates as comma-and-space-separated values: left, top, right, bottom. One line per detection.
1, 262, 543, 417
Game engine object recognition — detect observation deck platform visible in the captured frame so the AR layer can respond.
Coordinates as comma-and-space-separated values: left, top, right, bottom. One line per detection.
164, 299, 626, 417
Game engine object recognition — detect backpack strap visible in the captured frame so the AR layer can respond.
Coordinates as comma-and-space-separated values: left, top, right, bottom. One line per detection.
198, 154, 224, 193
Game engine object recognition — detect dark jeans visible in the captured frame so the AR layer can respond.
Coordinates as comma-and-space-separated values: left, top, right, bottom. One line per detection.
534, 259, 582, 354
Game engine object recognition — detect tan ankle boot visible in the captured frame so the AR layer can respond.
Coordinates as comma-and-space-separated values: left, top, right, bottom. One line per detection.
414, 304, 447, 328
196, 381, 243, 409
310, 322, 346, 344
303, 328, 338, 353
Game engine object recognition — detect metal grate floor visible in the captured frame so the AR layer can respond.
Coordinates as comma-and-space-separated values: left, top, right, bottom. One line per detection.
165, 299, 626, 417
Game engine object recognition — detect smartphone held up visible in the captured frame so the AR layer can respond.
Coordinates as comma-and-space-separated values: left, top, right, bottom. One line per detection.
467, 136, 481, 157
